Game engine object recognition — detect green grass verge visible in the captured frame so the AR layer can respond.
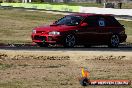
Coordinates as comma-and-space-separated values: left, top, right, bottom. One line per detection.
119, 20, 132, 43
119, 20, 132, 35
31, 2, 103, 7
0, 8, 63, 44
122, 3, 132, 9
31, 2, 132, 9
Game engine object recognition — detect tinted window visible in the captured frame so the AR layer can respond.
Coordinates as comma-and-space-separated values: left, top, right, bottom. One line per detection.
55, 15, 84, 26
83, 16, 98, 27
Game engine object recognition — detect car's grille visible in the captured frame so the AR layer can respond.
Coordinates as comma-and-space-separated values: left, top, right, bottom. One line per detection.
34, 36, 46, 41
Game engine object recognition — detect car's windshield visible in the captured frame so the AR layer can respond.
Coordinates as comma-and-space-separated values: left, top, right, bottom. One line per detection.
55, 15, 84, 26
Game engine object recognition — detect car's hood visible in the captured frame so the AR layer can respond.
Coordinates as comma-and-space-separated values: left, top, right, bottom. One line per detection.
35, 24, 77, 32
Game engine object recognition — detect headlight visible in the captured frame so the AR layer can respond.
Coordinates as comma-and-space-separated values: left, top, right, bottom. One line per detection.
32, 30, 36, 34
49, 31, 60, 35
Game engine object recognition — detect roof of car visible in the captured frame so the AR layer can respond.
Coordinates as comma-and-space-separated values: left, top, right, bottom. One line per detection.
70, 13, 112, 17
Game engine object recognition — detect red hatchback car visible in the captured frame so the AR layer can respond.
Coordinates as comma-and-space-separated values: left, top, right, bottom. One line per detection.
31, 13, 127, 48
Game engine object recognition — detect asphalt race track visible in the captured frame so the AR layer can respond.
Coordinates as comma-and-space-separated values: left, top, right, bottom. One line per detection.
0, 43, 132, 52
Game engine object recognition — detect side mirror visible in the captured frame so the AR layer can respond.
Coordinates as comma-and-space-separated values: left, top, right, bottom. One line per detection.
80, 23, 88, 27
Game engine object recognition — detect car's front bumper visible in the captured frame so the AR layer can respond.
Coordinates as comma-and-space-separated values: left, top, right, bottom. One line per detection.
31, 34, 62, 44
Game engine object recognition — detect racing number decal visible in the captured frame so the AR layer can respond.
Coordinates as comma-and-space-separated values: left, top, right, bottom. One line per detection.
98, 19, 105, 27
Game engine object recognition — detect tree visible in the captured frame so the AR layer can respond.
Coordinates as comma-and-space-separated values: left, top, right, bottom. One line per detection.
63, 0, 69, 3
96, 0, 102, 4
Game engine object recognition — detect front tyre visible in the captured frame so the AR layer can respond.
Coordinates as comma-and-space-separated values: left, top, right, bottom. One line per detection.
108, 35, 120, 48
63, 34, 76, 48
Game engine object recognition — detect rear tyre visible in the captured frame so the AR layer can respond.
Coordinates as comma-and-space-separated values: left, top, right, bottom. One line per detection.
108, 35, 119, 48
37, 43, 49, 47
63, 34, 76, 48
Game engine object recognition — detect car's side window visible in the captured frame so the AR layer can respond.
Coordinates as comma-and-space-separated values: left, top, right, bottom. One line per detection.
83, 16, 98, 27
